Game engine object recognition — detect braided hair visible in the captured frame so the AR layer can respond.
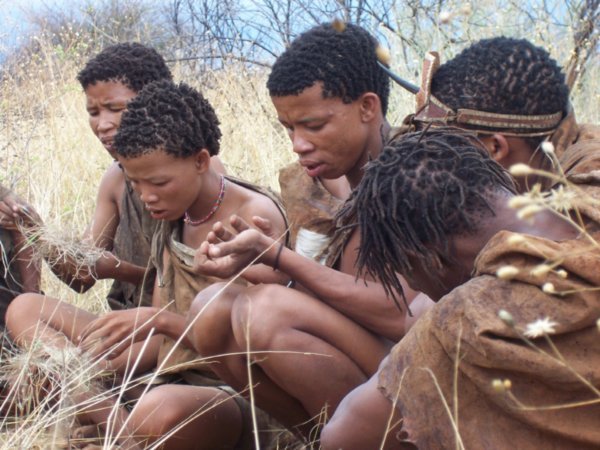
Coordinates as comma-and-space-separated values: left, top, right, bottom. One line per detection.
267, 22, 390, 114
114, 80, 221, 159
432, 36, 568, 149
352, 127, 516, 306
77, 42, 172, 92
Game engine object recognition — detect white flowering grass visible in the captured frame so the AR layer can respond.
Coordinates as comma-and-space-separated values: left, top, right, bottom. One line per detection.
524, 317, 559, 338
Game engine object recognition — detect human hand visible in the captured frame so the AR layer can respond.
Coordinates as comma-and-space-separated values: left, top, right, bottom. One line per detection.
90, 251, 121, 280
193, 214, 277, 278
77, 307, 161, 360
0, 195, 42, 231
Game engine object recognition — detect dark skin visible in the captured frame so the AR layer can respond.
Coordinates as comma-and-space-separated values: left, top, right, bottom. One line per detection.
0, 80, 228, 294
0, 192, 41, 294
187, 84, 433, 438
320, 192, 580, 450
6, 149, 285, 450
479, 133, 553, 193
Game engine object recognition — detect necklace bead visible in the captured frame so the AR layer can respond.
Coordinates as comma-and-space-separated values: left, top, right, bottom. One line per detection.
184, 175, 226, 226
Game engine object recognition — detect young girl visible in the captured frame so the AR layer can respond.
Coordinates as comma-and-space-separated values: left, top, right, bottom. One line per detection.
6, 80, 287, 449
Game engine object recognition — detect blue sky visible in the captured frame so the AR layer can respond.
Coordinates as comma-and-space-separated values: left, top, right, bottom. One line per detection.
0, 0, 67, 60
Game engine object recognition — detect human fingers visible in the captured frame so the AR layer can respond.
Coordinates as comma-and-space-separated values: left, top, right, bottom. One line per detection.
205, 230, 220, 245
79, 325, 114, 356
211, 222, 235, 242
229, 215, 251, 233
0, 201, 13, 217
81, 326, 131, 359
252, 216, 273, 235
18, 204, 42, 225
5, 197, 28, 218
0, 208, 17, 229
195, 240, 210, 258
208, 229, 263, 258
78, 316, 123, 357
193, 258, 225, 277
4, 198, 41, 226
77, 316, 108, 344
195, 241, 219, 262
71, 425, 103, 448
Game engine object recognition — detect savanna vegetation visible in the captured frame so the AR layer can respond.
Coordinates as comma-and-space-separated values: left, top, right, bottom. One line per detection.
0, 0, 597, 447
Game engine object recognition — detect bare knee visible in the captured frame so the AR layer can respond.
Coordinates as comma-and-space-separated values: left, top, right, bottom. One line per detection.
5, 293, 44, 339
188, 282, 241, 357
130, 386, 242, 448
322, 368, 406, 450
231, 284, 291, 351
130, 389, 183, 437
320, 415, 347, 450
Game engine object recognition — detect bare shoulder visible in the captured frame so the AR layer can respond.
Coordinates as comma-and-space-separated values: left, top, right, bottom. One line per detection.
237, 187, 286, 233
84, 163, 125, 244
98, 162, 126, 204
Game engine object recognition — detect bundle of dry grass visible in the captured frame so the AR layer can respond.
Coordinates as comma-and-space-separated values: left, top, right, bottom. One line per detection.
17, 222, 104, 283
0, 3, 597, 447
0, 333, 111, 449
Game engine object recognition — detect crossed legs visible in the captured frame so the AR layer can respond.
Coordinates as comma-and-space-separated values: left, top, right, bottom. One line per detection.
188, 283, 390, 439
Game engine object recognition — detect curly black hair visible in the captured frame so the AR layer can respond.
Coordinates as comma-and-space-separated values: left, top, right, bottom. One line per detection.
114, 80, 221, 159
267, 22, 390, 114
432, 37, 569, 116
77, 42, 172, 92
351, 127, 516, 306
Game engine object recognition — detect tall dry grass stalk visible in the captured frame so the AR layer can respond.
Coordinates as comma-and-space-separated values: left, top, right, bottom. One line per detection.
0, 7, 597, 448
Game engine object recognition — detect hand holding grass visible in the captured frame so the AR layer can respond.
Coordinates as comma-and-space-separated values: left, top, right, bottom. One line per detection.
0, 194, 42, 230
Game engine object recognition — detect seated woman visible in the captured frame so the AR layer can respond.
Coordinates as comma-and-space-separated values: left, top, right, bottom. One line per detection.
0, 42, 226, 311
5, 80, 287, 449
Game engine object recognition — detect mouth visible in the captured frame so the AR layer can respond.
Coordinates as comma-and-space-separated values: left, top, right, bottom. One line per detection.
299, 160, 324, 177
146, 206, 168, 219
100, 136, 115, 151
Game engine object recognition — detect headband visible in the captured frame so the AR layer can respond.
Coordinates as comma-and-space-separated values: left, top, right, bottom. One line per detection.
382, 52, 565, 138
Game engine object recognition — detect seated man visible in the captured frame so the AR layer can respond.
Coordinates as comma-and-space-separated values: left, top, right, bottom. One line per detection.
189, 22, 430, 439
396, 37, 600, 192
6, 80, 287, 449
321, 129, 600, 449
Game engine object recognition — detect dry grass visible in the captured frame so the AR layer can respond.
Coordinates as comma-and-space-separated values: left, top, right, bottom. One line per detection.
0, 5, 597, 448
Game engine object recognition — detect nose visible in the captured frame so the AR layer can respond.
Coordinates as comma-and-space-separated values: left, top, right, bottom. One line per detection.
96, 111, 117, 134
138, 187, 159, 205
291, 132, 314, 155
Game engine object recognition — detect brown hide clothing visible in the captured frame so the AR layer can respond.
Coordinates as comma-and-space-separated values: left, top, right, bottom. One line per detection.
152, 176, 287, 375
0, 185, 22, 324
106, 180, 156, 310
152, 218, 246, 377
278, 162, 345, 258
556, 123, 600, 225
149, 177, 289, 450
378, 133, 600, 449
379, 229, 600, 449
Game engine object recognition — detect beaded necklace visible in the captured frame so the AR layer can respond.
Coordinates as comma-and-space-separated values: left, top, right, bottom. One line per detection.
184, 175, 226, 226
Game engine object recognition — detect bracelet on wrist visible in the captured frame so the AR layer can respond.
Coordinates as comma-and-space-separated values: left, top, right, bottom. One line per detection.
272, 242, 285, 271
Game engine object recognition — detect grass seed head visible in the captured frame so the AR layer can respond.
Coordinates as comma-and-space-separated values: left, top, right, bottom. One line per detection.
496, 265, 520, 280
509, 163, 533, 177
376, 45, 391, 66
498, 309, 515, 327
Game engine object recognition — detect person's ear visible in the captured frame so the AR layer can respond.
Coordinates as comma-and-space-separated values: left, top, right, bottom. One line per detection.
195, 149, 211, 173
359, 92, 380, 122
480, 133, 510, 164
